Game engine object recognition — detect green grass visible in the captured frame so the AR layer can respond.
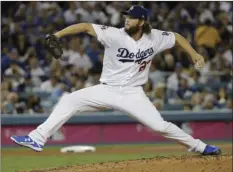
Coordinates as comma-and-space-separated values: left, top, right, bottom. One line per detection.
1, 141, 231, 172
1, 144, 176, 172
2, 153, 168, 172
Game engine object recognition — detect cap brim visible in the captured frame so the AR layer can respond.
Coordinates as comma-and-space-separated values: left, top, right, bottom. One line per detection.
121, 11, 146, 20
121, 11, 129, 15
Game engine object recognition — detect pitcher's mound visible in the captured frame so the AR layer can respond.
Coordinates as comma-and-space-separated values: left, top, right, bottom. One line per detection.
27, 154, 232, 172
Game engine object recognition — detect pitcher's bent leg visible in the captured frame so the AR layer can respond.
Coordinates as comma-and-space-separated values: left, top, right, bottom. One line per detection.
117, 93, 206, 153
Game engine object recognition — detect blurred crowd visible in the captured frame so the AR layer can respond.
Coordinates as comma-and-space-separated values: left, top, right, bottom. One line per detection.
1, 1, 232, 115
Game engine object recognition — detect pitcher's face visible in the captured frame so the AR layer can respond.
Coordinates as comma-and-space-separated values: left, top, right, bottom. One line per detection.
124, 16, 140, 35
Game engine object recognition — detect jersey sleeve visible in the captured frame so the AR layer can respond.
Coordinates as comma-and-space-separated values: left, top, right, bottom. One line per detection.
92, 24, 117, 48
152, 29, 176, 53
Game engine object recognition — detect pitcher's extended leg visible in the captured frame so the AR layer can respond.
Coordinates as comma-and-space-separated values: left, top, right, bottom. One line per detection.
115, 89, 206, 153
23, 85, 115, 146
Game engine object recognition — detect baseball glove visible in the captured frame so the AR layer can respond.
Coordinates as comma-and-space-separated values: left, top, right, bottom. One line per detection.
44, 34, 63, 59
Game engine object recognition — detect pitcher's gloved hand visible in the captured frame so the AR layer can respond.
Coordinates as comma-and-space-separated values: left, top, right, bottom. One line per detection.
44, 34, 63, 59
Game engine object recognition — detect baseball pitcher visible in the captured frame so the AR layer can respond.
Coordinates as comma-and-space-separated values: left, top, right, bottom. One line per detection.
11, 5, 221, 155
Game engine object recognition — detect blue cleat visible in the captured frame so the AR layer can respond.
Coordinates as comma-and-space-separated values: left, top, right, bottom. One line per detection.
202, 145, 221, 155
10, 136, 43, 152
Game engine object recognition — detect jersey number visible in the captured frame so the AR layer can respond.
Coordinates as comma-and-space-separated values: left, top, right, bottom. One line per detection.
139, 60, 151, 72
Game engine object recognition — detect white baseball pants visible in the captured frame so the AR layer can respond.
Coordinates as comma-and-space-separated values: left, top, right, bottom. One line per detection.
29, 84, 206, 153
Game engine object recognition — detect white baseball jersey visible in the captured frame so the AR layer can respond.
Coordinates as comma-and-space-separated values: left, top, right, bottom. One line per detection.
92, 24, 176, 87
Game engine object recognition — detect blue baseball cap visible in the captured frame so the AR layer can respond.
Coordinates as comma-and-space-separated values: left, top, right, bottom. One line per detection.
122, 5, 149, 20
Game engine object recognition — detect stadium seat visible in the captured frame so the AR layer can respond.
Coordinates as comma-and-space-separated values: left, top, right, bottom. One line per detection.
162, 104, 184, 111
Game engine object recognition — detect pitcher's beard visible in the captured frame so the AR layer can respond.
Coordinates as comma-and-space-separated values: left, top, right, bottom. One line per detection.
124, 25, 140, 36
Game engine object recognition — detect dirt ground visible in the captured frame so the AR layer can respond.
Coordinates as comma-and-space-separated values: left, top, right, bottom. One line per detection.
4, 143, 232, 172
28, 154, 232, 172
